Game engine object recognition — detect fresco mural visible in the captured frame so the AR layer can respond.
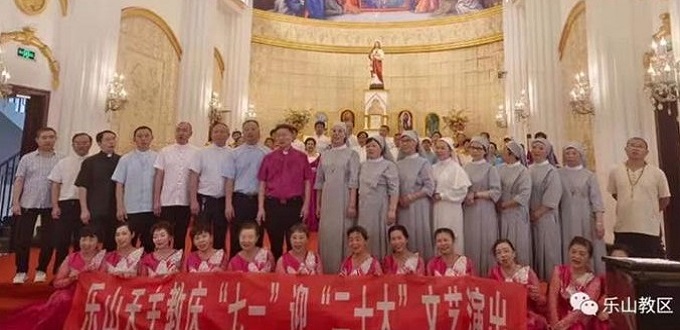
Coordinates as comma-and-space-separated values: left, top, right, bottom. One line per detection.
254, 0, 501, 22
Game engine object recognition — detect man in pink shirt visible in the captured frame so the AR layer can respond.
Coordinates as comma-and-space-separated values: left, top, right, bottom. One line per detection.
257, 124, 313, 259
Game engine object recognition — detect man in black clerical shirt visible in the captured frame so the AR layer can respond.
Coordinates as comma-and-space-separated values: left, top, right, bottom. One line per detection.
75, 130, 120, 251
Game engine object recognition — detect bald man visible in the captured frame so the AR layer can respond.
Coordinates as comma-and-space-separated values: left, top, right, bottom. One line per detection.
153, 122, 200, 250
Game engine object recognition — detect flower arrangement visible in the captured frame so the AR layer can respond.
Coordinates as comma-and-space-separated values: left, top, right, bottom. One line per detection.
442, 109, 469, 134
283, 108, 312, 133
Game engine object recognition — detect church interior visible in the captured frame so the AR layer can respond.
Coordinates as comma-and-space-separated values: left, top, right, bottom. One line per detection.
1, 0, 680, 329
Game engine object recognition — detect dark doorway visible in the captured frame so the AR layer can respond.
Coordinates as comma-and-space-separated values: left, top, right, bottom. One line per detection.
12, 85, 51, 156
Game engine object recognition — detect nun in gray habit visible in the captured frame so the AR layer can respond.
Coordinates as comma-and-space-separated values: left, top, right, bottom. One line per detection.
558, 142, 606, 274
528, 138, 563, 281
462, 136, 501, 277
497, 140, 533, 266
316, 122, 361, 273
357, 135, 399, 261
396, 130, 435, 260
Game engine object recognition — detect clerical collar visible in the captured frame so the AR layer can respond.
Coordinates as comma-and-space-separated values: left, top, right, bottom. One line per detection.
507, 161, 521, 167
406, 153, 419, 159
332, 144, 348, 150
367, 156, 384, 163
471, 159, 486, 164
566, 165, 583, 170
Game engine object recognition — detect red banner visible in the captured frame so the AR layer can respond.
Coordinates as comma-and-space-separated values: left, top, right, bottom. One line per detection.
65, 272, 526, 330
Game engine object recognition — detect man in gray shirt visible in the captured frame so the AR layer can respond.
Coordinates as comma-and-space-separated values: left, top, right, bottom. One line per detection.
11, 127, 60, 284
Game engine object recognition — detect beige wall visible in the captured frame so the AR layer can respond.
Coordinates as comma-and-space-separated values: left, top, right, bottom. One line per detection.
249, 9, 506, 142
559, 4, 595, 170
112, 14, 180, 153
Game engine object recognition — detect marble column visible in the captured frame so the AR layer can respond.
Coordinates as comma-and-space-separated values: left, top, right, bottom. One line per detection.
223, 7, 253, 128
48, 0, 121, 154
524, 0, 565, 150
585, 0, 667, 242
502, 0, 529, 143
177, 0, 217, 144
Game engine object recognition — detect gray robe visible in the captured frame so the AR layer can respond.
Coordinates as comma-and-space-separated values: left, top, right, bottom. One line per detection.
315, 147, 360, 273
558, 167, 606, 274
397, 155, 435, 260
498, 163, 532, 266
529, 163, 563, 281
463, 161, 501, 276
357, 159, 399, 260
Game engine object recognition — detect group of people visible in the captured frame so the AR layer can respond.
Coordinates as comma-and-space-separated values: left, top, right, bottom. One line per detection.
6, 117, 670, 329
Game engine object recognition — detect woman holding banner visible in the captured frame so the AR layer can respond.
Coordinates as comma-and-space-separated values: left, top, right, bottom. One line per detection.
427, 228, 475, 277
100, 223, 144, 277
339, 226, 383, 276
139, 222, 183, 277
489, 239, 548, 330
382, 225, 425, 275
0, 227, 105, 329
184, 223, 227, 272
276, 223, 323, 275
227, 222, 275, 273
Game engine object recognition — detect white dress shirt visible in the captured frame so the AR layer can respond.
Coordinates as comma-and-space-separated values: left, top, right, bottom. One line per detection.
190, 144, 230, 198
48, 154, 87, 201
154, 143, 199, 206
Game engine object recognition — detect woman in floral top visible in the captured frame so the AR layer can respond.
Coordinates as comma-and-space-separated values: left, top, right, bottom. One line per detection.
339, 226, 383, 276
139, 222, 183, 277
276, 223, 323, 275
184, 223, 227, 273
227, 222, 274, 273
382, 225, 424, 275
426, 228, 474, 277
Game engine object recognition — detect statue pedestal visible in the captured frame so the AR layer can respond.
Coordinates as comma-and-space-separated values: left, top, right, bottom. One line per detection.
363, 90, 388, 133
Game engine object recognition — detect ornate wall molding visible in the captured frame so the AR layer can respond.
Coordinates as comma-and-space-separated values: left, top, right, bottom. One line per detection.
252, 7, 503, 54
121, 7, 183, 61
59, 0, 68, 16
14, 0, 48, 16
0, 27, 60, 89
558, 0, 585, 61
214, 47, 225, 76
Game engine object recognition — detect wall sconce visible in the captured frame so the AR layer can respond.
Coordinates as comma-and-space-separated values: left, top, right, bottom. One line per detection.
0, 46, 12, 99
569, 72, 594, 115
105, 73, 127, 112
495, 104, 508, 128
245, 103, 257, 119
513, 89, 529, 121
644, 36, 679, 110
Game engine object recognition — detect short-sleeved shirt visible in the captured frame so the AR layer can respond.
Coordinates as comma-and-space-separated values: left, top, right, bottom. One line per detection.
15, 150, 60, 208
75, 152, 120, 217
48, 154, 87, 201
607, 163, 671, 236
111, 149, 158, 214
223, 143, 270, 195
189, 144, 230, 198
154, 143, 199, 206
257, 147, 312, 200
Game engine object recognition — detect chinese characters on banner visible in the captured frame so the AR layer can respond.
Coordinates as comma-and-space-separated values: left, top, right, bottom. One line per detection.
65, 272, 527, 330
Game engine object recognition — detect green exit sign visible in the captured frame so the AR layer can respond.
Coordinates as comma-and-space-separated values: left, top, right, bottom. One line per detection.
17, 47, 36, 61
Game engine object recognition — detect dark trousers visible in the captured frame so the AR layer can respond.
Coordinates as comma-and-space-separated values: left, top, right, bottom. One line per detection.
13, 208, 55, 273
92, 214, 116, 252
230, 193, 263, 258
614, 232, 666, 258
127, 212, 156, 252
196, 195, 227, 251
160, 206, 191, 250
54, 200, 83, 271
264, 196, 303, 260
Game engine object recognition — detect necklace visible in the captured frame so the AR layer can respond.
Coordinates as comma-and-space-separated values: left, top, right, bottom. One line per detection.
626, 165, 646, 198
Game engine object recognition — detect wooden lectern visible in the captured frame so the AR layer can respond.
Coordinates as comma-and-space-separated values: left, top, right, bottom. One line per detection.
603, 257, 680, 330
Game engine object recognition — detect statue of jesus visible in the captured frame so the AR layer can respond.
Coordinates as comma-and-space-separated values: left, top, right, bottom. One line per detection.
368, 40, 385, 89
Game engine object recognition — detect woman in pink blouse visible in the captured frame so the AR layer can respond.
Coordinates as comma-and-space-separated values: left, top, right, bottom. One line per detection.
339, 226, 383, 276
426, 228, 475, 276
489, 239, 547, 330
227, 222, 275, 273
100, 223, 144, 277
139, 222, 183, 277
382, 225, 425, 275
275, 223, 322, 275
549, 236, 603, 330
184, 223, 227, 272
0, 227, 106, 329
